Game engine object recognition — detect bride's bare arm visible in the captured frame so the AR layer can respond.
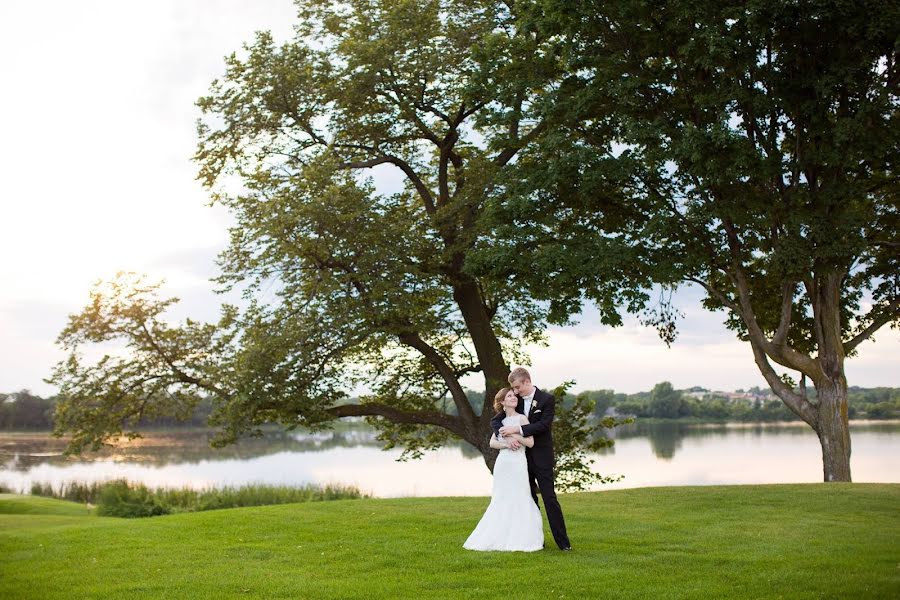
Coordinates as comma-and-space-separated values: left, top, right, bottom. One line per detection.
491, 416, 535, 449
490, 433, 531, 449
489, 435, 509, 449
509, 433, 534, 448
515, 416, 535, 447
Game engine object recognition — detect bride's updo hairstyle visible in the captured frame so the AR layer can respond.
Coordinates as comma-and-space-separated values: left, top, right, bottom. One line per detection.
493, 387, 513, 413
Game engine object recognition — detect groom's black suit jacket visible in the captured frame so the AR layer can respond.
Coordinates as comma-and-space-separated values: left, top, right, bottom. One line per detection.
490, 387, 556, 453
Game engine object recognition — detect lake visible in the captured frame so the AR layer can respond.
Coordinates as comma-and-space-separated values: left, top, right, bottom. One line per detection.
1, 420, 898, 497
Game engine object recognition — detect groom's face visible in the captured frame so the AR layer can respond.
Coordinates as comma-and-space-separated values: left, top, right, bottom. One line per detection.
511, 378, 534, 397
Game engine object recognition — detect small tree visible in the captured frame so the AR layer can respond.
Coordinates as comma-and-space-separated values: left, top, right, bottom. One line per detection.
649, 382, 685, 419
549, 384, 627, 491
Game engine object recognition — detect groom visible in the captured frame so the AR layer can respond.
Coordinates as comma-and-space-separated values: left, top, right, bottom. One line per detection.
491, 367, 572, 551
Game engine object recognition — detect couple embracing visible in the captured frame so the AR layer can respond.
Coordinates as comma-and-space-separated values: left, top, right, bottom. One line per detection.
464, 367, 572, 552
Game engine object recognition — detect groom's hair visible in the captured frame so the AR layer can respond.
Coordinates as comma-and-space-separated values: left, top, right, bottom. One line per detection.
508, 367, 531, 384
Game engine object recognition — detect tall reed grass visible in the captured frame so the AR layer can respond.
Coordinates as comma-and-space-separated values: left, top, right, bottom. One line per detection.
28, 479, 368, 518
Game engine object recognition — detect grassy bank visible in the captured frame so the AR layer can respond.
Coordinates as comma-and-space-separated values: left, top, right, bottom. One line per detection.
1, 484, 898, 599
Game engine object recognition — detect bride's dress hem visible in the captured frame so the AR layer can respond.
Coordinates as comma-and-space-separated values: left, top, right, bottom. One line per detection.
463, 545, 543, 552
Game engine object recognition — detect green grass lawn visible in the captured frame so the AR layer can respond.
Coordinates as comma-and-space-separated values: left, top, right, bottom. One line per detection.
1, 484, 898, 599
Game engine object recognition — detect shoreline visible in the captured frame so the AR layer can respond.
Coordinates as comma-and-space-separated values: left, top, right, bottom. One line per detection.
4, 417, 900, 438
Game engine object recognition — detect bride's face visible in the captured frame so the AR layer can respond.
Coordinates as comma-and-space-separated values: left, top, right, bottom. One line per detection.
502, 390, 518, 408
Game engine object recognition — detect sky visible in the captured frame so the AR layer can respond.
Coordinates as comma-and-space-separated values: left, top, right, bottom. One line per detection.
1, 0, 897, 398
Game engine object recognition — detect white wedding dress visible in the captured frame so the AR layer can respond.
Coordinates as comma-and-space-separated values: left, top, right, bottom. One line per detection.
464, 414, 544, 552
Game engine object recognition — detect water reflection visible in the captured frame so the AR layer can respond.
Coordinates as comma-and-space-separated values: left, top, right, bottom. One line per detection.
597, 420, 896, 459
1, 421, 897, 497
0, 426, 387, 471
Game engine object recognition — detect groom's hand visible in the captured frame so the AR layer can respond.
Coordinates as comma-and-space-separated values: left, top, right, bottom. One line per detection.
498, 425, 519, 436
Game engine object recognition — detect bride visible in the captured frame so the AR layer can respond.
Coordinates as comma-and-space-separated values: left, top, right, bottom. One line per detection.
463, 387, 544, 552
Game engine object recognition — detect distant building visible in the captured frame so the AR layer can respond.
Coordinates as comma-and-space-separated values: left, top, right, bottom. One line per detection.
682, 389, 773, 403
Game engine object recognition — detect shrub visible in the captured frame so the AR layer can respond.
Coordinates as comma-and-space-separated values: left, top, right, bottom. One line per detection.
30, 480, 107, 504
96, 479, 170, 518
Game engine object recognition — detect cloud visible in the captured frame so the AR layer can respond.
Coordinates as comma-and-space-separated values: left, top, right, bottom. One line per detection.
514, 323, 900, 394
1, 301, 73, 342
147, 243, 226, 281
549, 283, 736, 347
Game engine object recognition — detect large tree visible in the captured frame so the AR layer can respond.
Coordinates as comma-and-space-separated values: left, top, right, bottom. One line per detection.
482, 0, 899, 481
46, 0, 627, 480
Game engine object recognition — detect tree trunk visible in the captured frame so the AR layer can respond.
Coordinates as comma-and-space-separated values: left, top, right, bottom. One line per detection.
449, 277, 511, 428
742, 268, 855, 482
451, 279, 509, 386
814, 373, 852, 482
458, 419, 500, 473
811, 271, 851, 482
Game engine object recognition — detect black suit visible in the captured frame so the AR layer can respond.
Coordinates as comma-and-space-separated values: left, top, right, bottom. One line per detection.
491, 387, 571, 549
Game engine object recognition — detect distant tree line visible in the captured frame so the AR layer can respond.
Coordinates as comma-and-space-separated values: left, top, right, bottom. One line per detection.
0, 390, 215, 431
570, 383, 900, 422
3, 384, 898, 430
444, 384, 900, 422
0, 391, 55, 429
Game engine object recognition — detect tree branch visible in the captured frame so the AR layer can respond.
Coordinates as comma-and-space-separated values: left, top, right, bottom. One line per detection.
772, 281, 796, 346
721, 218, 823, 379
493, 120, 547, 166
438, 129, 459, 206
378, 65, 465, 170
327, 402, 466, 438
453, 100, 487, 127
281, 102, 438, 215
686, 277, 738, 312
747, 338, 817, 426
843, 298, 900, 353
337, 154, 436, 214
138, 321, 229, 397
398, 332, 478, 425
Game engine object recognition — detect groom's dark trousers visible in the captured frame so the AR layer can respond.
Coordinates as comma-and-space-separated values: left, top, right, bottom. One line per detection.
491, 387, 571, 549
